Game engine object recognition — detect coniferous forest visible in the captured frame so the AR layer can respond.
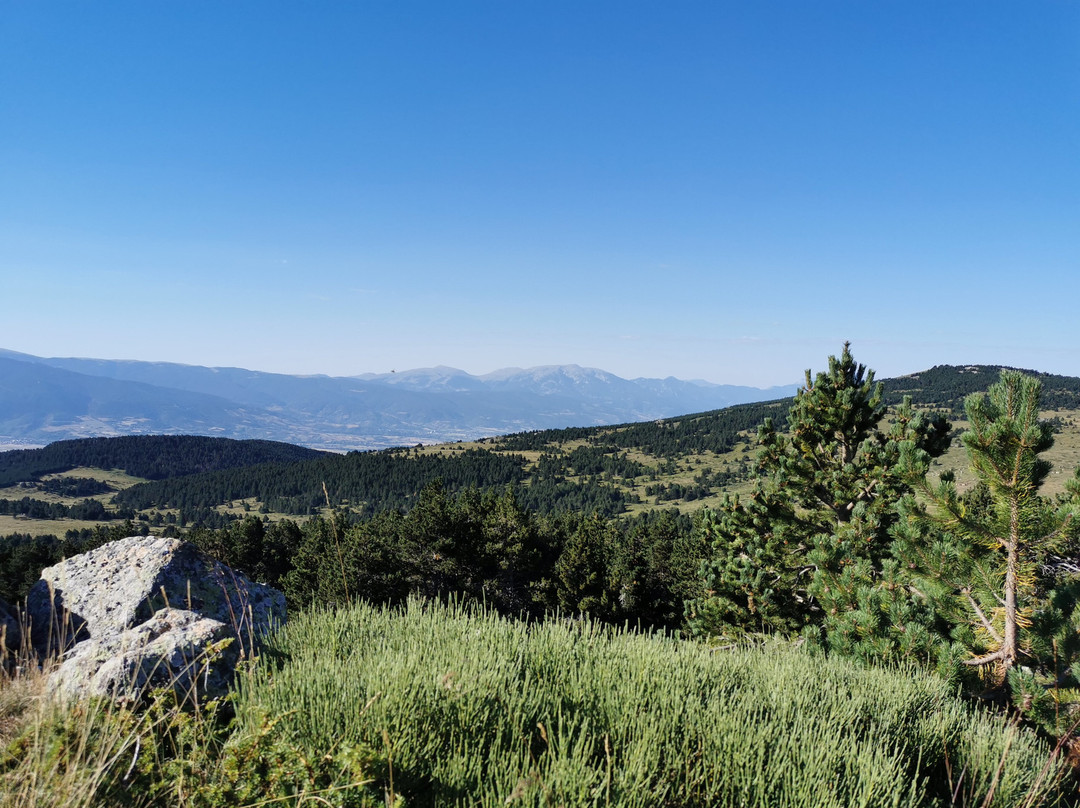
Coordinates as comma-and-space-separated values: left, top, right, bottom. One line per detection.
7, 351, 1080, 805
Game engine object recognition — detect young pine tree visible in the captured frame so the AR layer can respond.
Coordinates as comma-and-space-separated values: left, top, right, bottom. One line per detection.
894, 370, 1080, 722
686, 343, 951, 645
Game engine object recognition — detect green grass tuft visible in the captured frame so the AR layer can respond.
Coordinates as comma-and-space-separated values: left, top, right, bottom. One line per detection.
236, 598, 1070, 807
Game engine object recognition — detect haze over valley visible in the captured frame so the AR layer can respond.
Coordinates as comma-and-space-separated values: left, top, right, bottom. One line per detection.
0, 349, 798, 451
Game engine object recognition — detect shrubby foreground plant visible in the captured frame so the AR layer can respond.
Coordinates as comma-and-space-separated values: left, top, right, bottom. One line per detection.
2, 598, 1069, 806
232, 598, 1067, 807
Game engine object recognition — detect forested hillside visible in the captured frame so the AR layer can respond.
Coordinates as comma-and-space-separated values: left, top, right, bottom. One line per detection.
881, 364, 1080, 410
0, 435, 327, 486
497, 397, 791, 454
114, 448, 530, 517
99, 365, 1080, 521
109, 396, 793, 521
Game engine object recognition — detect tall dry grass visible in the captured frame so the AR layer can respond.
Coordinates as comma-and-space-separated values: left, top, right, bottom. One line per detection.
0, 603, 377, 808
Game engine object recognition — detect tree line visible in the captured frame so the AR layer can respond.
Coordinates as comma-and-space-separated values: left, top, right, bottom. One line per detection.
0, 496, 112, 521
174, 486, 706, 631
114, 448, 532, 517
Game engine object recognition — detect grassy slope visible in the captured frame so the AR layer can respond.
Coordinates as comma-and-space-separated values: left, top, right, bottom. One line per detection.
419, 407, 1080, 515
5, 600, 1065, 807
0, 468, 153, 537
233, 598, 1065, 808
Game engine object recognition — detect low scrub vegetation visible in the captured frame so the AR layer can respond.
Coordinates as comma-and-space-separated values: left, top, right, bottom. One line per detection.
2, 599, 1070, 806
0, 669, 373, 808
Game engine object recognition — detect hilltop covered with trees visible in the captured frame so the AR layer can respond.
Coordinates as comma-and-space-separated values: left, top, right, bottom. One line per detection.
0, 435, 327, 486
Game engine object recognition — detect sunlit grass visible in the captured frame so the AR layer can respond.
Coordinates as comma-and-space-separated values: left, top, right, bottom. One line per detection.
1, 596, 1072, 806
236, 598, 1070, 807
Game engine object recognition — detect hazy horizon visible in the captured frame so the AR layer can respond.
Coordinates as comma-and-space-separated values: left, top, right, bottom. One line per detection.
4, 346, 803, 388
8, 345, 1074, 392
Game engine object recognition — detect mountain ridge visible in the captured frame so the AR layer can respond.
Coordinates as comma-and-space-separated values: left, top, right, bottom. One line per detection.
0, 350, 799, 451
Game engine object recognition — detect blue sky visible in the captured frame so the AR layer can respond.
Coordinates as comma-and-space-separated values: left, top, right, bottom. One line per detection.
2, 2, 1079, 387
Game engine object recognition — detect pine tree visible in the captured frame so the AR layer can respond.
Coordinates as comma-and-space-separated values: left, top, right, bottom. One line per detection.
687, 343, 950, 642
551, 513, 615, 617
895, 370, 1080, 716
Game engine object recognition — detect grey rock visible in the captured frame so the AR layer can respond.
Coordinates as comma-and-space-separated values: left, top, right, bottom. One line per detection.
25, 535, 285, 701
26, 535, 284, 653
51, 608, 239, 702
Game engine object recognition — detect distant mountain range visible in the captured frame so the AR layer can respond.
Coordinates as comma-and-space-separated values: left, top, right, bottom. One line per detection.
0, 349, 799, 451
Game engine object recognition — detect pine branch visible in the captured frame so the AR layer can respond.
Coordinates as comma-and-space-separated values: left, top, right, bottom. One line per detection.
963, 648, 1008, 667
963, 588, 1003, 645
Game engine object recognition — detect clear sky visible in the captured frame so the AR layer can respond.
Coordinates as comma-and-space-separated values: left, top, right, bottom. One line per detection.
2, 2, 1078, 387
